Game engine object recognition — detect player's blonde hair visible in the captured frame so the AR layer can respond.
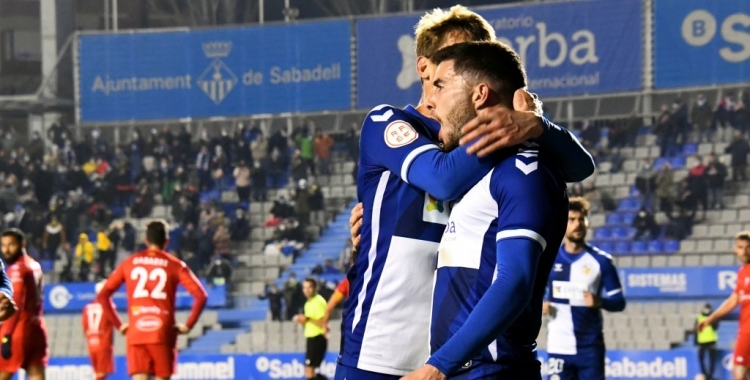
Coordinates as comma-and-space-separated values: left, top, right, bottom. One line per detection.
414, 5, 496, 58
568, 197, 591, 216
736, 231, 750, 243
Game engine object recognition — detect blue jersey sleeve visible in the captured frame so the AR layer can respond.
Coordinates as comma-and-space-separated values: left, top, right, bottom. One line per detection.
0, 261, 11, 300
361, 105, 496, 201
596, 251, 626, 312
426, 155, 568, 375
536, 118, 595, 183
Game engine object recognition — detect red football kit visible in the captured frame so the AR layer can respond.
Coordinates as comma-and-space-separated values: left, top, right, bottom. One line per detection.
336, 278, 350, 298
97, 248, 207, 377
83, 300, 116, 377
734, 265, 750, 366
0, 253, 48, 373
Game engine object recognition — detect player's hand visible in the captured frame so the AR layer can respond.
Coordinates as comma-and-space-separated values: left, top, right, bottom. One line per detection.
294, 314, 307, 325
583, 291, 602, 308
1, 334, 11, 359
400, 364, 447, 380
459, 88, 544, 157
119, 323, 129, 335
175, 323, 190, 335
349, 203, 364, 249
0, 293, 17, 322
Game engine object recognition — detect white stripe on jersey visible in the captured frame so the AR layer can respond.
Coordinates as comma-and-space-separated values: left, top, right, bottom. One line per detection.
353, 171, 390, 331
401, 144, 439, 183
496, 229, 547, 250
547, 303, 577, 355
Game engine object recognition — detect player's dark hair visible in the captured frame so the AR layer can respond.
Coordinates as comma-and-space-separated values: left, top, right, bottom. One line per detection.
568, 197, 591, 216
145, 220, 169, 248
736, 231, 750, 243
1, 228, 25, 245
430, 41, 527, 108
304, 277, 318, 290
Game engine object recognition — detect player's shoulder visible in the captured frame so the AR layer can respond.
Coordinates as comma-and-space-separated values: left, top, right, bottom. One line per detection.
363, 104, 414, 126
490, 144, 559, 190
586, 244, 615, 264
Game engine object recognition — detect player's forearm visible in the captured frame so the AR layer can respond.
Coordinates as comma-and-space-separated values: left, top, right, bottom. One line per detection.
185, 289, 208, 329
601, 292, 626, 312
710, 296, 738, 322
535, 118, 595, 182
97, 289, 122, 329
407, 145, 496, 201
427, 238, 540, 375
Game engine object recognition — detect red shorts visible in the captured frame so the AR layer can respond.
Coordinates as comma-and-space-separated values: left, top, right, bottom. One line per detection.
89, 348, 114, 375
0, 323, 48, 373
127, 344, 177, 377
736, 333, 750, 366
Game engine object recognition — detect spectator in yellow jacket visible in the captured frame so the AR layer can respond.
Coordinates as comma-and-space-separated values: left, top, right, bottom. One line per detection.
76, 233, 94, 282
96, 229, 114, 278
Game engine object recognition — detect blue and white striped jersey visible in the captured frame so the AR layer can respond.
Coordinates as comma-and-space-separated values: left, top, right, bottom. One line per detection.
429, 145, 568, 369
341, 104, 493, 376
545, 245, 625, 355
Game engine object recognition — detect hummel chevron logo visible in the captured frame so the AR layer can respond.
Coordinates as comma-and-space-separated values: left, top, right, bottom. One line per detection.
516, 159, 538, 175
370, 109, 394, 122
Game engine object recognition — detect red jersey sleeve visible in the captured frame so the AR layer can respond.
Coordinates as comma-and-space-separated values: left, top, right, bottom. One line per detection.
336, 278, 350, 298
97, 264, 126, 330
177, 264, 207, 330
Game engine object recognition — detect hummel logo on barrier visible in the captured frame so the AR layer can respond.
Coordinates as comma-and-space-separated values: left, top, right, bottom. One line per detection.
197, 41, 238, 105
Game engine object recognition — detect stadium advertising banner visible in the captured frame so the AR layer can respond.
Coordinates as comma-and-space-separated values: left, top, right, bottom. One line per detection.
13, 351, 734, 380
654, 0, 750, 88
78, 21, 352, 123
43, 281, 227, 312
619, 266, 738, 299
355, 0, 642, 109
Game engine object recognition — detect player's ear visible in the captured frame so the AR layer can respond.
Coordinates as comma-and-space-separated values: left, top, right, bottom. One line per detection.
416, 56, 430, 81
472, 83, 491, 110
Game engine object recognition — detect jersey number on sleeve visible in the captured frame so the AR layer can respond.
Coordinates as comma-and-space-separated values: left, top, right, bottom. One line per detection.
131, 267, 168, 299
86, 306, 103, 333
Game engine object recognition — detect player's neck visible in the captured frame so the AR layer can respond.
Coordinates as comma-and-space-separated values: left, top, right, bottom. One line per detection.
563, 240, 586, 254
146, 244, 164, 252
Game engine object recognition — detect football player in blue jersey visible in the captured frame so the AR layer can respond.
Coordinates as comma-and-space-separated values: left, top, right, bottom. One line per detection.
542, 197, 626, 380
403, 41, 569, 380
337, 7, 594, 380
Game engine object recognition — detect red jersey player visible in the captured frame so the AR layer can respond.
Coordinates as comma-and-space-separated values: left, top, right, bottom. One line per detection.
700, 231, 750, 380
0, 228, 48, 380
97, 220, 207, 380
83, 281, 118, 380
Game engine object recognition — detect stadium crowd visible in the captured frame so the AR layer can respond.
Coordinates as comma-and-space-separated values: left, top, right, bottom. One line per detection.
0, 118, 353, 284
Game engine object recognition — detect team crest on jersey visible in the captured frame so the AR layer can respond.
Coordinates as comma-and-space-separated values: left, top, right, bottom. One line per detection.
583, 265, 591, 275
384, 121, 418, 148
423, 194, 450, 225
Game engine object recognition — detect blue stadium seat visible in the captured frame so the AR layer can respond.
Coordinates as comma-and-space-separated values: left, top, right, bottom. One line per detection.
638, 126, 652, 135
683, 143, 698, 155
622, 212, 636, 225
664, 240, 680, 253
648, 240, 664, 253
606, 213, 623, 225
631, 241, 647, 254
653, 157, 669, 169
618, 198, 639, 212
598, 241, 615, 253
594, 227, 612, 240
670, 156, 686, 169
615, 241, 630, 254
40, 260, 53, 273
613, 227, 635, 239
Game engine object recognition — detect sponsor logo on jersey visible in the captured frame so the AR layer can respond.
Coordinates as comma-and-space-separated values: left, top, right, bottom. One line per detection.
554, 263, 563, 272
135, 315, 163, 332
131, 305, 163, 316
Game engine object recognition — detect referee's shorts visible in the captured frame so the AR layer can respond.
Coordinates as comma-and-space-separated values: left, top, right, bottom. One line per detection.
305, 334, 328, 368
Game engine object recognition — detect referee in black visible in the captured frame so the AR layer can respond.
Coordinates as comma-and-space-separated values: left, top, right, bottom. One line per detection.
294, 278, 328, 380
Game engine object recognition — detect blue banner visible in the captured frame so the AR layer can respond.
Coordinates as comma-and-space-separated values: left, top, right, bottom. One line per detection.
44, 281, 226, 312
356, 0, 642, 108
619, 266, 738, 299
654, 0, 750, 88
78, 21, 352, 123
12, 351, 735, 379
